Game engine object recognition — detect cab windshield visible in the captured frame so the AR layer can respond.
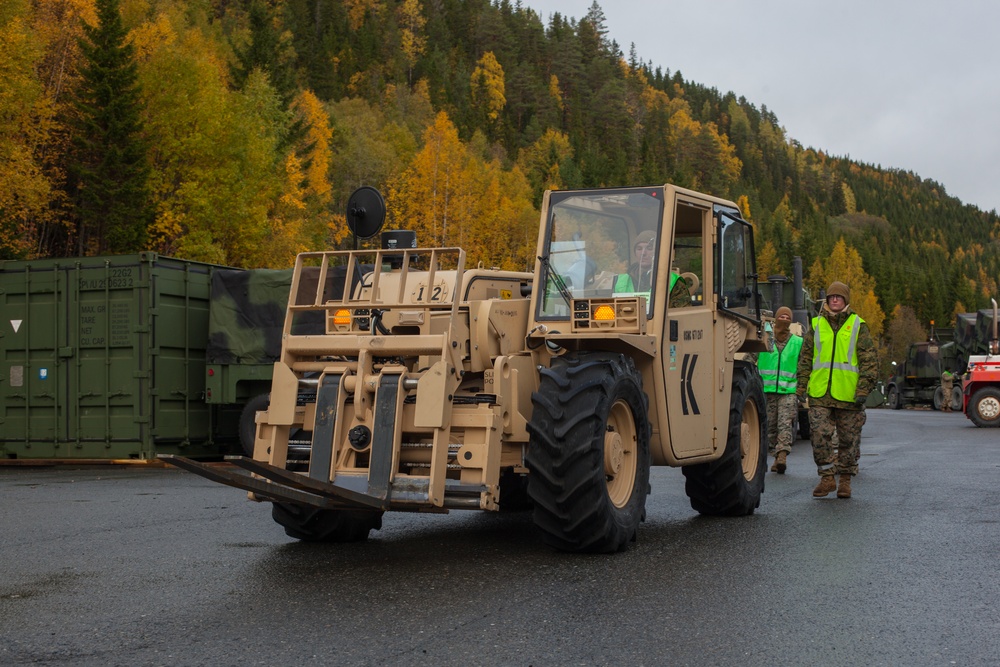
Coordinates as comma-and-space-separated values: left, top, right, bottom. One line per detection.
538, 188, 664, 319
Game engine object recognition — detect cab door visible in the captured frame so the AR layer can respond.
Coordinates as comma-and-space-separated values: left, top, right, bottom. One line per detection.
661, 193, 720, 460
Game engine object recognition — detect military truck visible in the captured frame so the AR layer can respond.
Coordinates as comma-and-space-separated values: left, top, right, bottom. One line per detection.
205, 268, 300, 455
886, 310, 991, 411
164, 185, 770, 553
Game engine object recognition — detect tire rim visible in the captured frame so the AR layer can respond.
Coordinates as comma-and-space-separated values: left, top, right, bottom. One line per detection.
604, 399, 637, 508
979, 396, 1000, 420
740, 397, 761, 481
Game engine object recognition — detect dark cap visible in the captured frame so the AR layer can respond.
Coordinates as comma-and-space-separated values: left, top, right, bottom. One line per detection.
826, 281, 850, 301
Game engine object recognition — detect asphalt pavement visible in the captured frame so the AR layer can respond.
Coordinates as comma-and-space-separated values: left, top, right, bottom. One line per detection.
1, 408, 998, 666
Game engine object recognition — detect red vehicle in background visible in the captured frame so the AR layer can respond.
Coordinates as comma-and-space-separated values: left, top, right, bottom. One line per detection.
963, 300, 1000, 427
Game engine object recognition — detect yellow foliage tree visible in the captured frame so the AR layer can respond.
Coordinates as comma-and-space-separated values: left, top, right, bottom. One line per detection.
2, 0, 98, 258
736, 194, 752, 221
388, 111, 467, 247
344, 0, 382, 31
293, 90, 333, 204
548, 74, 562, 112
0, 12, 56, 257
666, 108, 741, 193
397, 0, 425, 86
387, 111, 536, 270
470, 51, 505, 123
516, 128, 573, 195
756, 240, 781, 278
261, 151, 309, 266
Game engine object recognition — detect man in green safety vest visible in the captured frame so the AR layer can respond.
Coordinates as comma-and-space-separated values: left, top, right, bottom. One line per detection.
614, 230, 657, 293
612, 230, 692, 308
795, 281, 878, 499
757, 306, 802, 474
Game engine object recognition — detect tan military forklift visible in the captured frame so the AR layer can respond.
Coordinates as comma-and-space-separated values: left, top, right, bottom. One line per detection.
163, 185, 770, 553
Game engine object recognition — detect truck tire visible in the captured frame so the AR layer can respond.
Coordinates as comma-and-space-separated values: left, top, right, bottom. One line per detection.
932, 387, 943, 411
951, 387, 963, 411
968, 387, 1000, 427
887, 386, 902, 410
271, 502, 384, 542
682, 361, 767, 516
239, 393, 270, 456
526, 352, 651, 553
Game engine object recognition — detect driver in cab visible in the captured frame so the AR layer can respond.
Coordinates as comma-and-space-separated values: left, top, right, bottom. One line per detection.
613, 230, 692, 307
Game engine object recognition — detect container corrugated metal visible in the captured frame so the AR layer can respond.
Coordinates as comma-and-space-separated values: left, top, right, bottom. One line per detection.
0, 253, 237, 460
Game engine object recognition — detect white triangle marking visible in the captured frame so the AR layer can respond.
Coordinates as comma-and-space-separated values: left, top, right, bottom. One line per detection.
11, 320, 21, 333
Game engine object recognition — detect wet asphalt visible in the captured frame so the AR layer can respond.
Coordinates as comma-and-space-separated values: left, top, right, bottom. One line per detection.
1, 408, 998, 666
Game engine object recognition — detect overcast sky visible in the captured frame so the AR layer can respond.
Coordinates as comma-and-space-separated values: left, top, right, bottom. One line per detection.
525, 0, 1000, 213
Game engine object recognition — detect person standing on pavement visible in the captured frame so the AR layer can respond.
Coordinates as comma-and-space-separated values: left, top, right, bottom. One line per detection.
940, 370, 955, 412
757, 306, 802, 474
796, 281, 878, 499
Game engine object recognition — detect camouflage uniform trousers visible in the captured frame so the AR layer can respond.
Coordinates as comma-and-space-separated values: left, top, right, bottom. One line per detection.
765, 392, 797, 457
941, 380, 954, 411
808, 405, 866, 476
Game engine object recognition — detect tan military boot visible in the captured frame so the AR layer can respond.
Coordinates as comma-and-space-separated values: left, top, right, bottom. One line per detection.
837, 474, 852, 498
774, 451, 787, 474
812, 475, 836, 497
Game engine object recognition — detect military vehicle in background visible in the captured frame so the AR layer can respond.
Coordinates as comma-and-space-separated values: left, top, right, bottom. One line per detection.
163, 184, 772, 553
205, 268, 314, 455
886, 309, 994, 411
758, 258, 817, 333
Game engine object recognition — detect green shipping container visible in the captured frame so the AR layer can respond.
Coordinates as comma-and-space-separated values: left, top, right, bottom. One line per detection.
0, 253, 237, 460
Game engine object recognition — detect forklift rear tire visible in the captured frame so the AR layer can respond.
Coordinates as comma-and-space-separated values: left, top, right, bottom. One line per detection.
683, 361, 767, 516
271, 502, 384, 542
526, 352, 651, 553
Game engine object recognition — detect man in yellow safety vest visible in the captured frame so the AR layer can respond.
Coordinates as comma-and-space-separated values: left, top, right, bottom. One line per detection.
795, 281, 878, 499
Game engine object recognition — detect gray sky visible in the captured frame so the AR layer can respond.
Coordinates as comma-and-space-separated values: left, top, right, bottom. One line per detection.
526, 0, 1000, 213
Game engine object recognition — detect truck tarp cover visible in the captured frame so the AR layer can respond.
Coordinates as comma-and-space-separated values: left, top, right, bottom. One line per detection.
207, 269, 292, 364
954, 312, 979, 356
973, 310, 998, 356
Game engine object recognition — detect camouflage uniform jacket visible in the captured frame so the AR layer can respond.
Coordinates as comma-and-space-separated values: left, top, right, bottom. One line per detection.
795, 305, 878, 410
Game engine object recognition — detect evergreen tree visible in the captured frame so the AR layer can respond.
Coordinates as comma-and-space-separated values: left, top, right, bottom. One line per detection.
231, 0, 297, 102
68, 0, 150, 255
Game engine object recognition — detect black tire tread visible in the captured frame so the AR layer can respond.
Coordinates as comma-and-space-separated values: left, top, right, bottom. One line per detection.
271, 502, 384, 542
526, 353, 650, 553
239, 393, 270, 456
968, 387, 1000, 428
682, 361, 767, 516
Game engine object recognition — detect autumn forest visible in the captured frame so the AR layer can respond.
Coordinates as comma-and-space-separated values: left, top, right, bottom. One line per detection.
4, 0, 1000, 360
